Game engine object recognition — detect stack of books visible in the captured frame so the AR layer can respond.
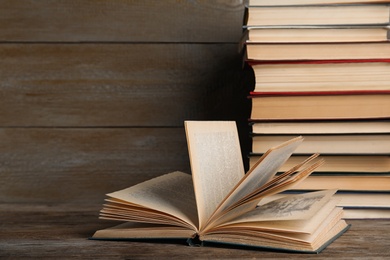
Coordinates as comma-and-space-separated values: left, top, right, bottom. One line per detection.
244, 0, 390, 219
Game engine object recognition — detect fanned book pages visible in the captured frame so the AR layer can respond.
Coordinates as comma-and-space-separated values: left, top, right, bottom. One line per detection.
91, 121, 349, 253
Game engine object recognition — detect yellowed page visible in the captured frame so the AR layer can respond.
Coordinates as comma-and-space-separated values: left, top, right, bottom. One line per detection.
283, 207, 346, 244
200, 211, 348, 252
208, 199, 339, 235
92, 222, 197, 239
243, 159, 324, 201
225, 190, 336, 224
106, 171, 198, 230
210, 137, 304, 219
205, 156, 324, 230
185, 121, 245, 230
201, 200, 259, 235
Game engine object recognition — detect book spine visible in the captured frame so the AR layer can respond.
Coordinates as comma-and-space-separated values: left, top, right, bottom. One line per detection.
247, 58, 390, 66
250, 90, 390, 96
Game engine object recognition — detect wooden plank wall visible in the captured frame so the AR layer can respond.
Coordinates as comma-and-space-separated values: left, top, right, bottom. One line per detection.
0, 1, 248, 205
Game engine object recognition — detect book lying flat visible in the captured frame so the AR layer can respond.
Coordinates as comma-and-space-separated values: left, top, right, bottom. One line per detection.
250, 94, 390, 120
245, 25, 390, 43
260, 191, 390, 209
250, 154, 390, 173
246, 42, 390, 61
246, 5, 390, 26
91, 121, 349, 253
249, 60, 390, 93
252, 134, 390, 154
342, 208, 390, 219
293, 175, 390, 191
247, 0, 390, 6
251, 120, 390, 135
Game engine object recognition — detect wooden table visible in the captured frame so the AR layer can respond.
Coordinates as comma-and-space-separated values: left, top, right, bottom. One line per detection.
1, 204, 389, 259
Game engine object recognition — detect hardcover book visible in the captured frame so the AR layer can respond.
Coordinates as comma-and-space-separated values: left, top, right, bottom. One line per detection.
246, 4, 390, 26
245, 25, 390, 43
252, 134, 390, 154
249, 60, 390, 94
246, 42, 390, 61
91, 121, 349, 253
249, 154, 390, 173
247, 0, 390, 5
250, 93, 390, 120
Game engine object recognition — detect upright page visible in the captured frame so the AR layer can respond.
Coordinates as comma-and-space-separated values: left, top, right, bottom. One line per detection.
185, 121, 245, 231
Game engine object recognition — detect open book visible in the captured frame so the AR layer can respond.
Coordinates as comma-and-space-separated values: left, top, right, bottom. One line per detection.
91, 121, 349, 253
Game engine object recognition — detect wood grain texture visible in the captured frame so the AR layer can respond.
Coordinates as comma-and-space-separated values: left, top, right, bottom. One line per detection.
0, 1, 252, 206
0, 0, 244, 43
0, 128, 191, 204
0, 204, 389, 259
1, 2, 387, 259
0, 43, 244, 127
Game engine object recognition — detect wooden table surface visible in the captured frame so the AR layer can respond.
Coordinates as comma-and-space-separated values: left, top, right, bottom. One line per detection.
1, 204, 389, 259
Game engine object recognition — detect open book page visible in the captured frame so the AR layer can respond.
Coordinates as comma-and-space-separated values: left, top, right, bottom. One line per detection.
205, 198, 339, 235
241, 154, 320, 202
238, 158, 325, 206
93, 222, 197, 240
204, 157, 324, 230
200, 200, 259, 235
185, 121, 245, 231
105, 171, 198, 230
250, 200, 341, 235
279, 207, 346, 244
99, 200, 194, 228
204, 137, 304, 227
199, 208, 347, 253
223, 190, 336, 224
